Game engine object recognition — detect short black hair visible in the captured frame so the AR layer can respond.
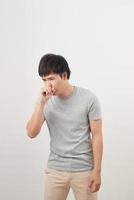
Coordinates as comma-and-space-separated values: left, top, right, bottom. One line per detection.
38, 53, 71, 79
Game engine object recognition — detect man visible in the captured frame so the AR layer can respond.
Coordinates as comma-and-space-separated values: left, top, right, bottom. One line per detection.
26, 53, 103, 200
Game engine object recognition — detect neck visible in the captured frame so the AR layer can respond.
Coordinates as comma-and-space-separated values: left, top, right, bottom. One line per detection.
58, 84, 75, 98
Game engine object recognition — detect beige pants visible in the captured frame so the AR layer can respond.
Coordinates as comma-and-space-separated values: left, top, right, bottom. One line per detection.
44, 168, 97, 200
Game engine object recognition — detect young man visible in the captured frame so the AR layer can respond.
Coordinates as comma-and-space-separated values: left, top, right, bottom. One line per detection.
26, 53, 103, 200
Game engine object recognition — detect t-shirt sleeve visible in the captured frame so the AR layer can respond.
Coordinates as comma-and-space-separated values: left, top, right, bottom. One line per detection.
88, 93, 102, 120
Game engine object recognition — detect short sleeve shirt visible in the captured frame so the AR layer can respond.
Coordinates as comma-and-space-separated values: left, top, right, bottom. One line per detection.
43, 86, 102, 172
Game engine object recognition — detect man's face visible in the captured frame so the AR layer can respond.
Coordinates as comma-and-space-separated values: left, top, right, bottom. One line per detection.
42, 73, 65, 96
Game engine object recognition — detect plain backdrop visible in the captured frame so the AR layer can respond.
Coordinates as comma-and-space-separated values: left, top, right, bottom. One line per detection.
0, 0, 134, 199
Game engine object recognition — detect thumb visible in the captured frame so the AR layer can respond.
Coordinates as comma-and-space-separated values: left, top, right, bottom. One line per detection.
88, 178, 94, 188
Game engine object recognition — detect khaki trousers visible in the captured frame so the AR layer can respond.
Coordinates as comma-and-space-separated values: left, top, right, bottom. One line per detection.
44, 168, 97, 200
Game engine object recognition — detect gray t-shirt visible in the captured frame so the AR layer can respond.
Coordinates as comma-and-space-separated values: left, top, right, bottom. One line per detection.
43, 86, 102, 172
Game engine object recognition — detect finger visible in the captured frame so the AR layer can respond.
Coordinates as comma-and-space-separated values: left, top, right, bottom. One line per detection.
48, 89, 53, 95
88, 179, 95, 191
88, 185, 95, 193
90, 183, 100, 193
41, 87, 53, 96
88, 179, 94, 187
51, 87, 56, 94
41, 89, 46, 96
46, 88, 53, 96
51, 88, 56, 94
47, 87, 53, 94
41, 88, 46, 94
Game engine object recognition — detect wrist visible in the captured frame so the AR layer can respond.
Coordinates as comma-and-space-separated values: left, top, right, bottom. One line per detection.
36, 96, 47, 104
93, 168, 101, 174
36, 99, 46, 105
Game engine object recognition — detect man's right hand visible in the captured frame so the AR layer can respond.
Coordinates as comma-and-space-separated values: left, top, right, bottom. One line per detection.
38, 85, 55, 103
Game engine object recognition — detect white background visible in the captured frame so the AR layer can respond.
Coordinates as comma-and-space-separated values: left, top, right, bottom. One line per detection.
0, 0, 134, 199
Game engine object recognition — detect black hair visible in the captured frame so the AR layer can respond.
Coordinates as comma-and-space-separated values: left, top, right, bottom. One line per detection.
38, 53, 71, 79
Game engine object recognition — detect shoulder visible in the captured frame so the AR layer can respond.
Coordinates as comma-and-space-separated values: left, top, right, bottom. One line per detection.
77, 86, 97, 100
77, 86, 102, 111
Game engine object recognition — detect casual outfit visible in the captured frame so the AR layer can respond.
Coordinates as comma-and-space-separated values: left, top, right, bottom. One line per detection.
43, 86, 102, 200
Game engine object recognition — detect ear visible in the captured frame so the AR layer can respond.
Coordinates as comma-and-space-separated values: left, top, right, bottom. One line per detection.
62, 72, 67, 80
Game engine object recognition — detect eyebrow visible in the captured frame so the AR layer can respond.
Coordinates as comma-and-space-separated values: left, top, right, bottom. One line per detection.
42, 76, 55, 81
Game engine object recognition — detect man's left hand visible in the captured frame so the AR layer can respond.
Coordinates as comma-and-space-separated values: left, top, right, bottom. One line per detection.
88, 171, 101, 193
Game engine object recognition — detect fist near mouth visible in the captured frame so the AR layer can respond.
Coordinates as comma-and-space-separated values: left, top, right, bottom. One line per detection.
42, 86, 55, 97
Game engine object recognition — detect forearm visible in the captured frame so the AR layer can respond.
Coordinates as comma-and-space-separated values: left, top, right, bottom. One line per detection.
26, 100, 46, 138
92, 132, 103, 173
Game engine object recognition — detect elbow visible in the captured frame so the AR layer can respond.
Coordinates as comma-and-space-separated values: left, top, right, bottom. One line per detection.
27, 132, 36, 139
26, 124, 39, 139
